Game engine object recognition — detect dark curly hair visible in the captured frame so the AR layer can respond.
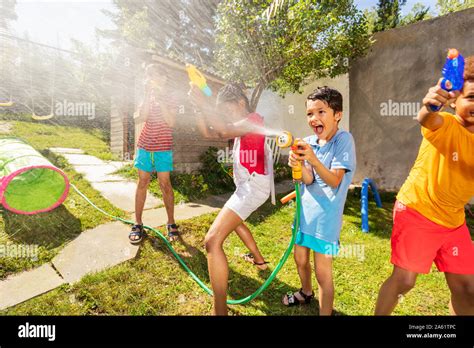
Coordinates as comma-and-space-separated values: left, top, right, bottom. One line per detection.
216, 83, 250, 111
306, 86, 343, 113
464, 56, 474, 82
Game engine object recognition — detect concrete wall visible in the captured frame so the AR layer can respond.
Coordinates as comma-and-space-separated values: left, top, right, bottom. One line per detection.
257, 73, 350, 157
349, 8, 474, 190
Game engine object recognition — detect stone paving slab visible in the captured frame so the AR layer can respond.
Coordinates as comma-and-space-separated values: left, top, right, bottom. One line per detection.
50, 148, 161, 212
91, 181, 161, 212
0, 264, 66, 310
73, 164, 129, 183
59, 153, 105, 166
131, 202, 220, 228
52, 221, 140, 284
49, 147, 85, 154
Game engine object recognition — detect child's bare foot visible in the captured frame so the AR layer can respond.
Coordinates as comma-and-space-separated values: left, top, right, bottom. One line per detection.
242, 253, 269, 270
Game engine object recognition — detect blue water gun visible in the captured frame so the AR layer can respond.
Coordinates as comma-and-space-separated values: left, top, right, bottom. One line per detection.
429, 48, 465, 112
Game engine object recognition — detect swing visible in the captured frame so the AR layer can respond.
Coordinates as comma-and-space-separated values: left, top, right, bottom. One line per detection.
31, 97, 54, 120
0, 96, 14, 107
0, 96, 15, 108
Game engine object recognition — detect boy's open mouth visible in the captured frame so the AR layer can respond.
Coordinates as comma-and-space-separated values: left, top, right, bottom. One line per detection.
314, 125, 324, 135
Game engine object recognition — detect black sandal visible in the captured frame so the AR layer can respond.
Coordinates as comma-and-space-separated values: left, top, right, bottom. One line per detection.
129, 224, 145, 245
242, 253, 269, 267
167, 223, 180, 241
282, 288, 314, 307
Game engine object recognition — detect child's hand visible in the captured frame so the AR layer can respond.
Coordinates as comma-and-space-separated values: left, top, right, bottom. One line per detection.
423, 78, 460, 110
293, 140, 317, 164
145, 79, 159, 92
288, 150, 301, 168
188, 84, 206, 108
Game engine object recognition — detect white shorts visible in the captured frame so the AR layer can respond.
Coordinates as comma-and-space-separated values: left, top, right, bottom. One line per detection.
224, 172, 271, 220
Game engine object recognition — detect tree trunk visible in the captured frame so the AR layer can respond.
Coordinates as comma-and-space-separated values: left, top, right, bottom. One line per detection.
249, 81, 266, 112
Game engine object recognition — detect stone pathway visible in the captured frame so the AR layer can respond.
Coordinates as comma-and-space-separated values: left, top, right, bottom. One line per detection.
50, 147, 161, 212
0, 265, 65, 310
0, 147, 294, 310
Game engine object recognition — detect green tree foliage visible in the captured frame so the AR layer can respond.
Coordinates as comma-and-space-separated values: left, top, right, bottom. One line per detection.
436, 0, 474, 15
400, 2, 432, 26
215, 0, 371, 111
100, 0, 220, 68
366, 0, 473, 34
374, 0, 407, 32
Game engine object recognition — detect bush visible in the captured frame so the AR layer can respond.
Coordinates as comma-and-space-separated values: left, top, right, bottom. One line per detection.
198, 147, 235, 195
170, 172, 209, 200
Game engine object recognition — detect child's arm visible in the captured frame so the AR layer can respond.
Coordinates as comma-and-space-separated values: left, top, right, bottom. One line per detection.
189, 85, 258, 139
134, 84, 153, 122
294, 140, 346, 189
417, 78, 460, 130
189, 85, 222, 139
156, 93, 177, 128
212, 118, 259, 139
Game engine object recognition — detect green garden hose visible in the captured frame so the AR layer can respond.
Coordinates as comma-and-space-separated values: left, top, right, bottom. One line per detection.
70, 182, 301, 305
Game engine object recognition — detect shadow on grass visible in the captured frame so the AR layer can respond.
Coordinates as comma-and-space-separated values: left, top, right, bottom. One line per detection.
152, 235, 340, 316
227, 268, 347, 316
342, 189, 396, 240
145, 195, 347, 316
2, 205, 82, 248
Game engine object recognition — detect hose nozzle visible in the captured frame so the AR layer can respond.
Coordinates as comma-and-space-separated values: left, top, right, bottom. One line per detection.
275, 131, 302, 182
276, 131, 294, 148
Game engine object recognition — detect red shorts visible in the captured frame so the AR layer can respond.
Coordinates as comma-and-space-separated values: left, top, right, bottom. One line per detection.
391, 201, 474, 274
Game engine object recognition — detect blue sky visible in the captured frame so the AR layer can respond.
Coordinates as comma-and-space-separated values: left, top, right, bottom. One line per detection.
12, 0, 440, 50
12, 0, 115, 48
355, 0, 438, 13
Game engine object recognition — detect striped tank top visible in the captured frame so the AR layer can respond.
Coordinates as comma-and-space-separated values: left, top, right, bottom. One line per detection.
137, 95, 174, 152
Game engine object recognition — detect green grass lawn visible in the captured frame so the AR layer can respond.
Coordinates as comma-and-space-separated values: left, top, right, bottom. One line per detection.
3, 189, 472, 316
0, 120, 127, 279
5, 120, 117, 161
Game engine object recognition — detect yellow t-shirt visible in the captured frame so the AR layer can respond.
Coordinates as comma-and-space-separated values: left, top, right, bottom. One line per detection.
397, 112, 474, 228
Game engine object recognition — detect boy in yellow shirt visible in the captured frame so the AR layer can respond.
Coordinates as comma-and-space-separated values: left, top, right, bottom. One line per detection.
375, 56, 474, 315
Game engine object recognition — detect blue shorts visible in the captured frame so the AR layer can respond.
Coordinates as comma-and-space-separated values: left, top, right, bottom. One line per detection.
134, 148, 173, 173
295, 231, 340, 256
